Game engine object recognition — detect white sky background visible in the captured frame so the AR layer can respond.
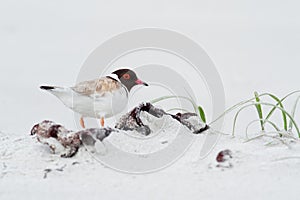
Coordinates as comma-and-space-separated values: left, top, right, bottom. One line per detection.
0, 0, 299, 133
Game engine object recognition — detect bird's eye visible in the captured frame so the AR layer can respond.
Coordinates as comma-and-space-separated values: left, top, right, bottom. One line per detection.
123, 73, 130, 80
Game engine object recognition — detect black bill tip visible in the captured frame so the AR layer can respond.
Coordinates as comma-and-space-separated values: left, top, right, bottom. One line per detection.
143, 82, 149, 86
40, 86, 55, 90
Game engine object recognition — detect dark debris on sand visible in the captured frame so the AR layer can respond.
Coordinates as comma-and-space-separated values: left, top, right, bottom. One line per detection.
31, 102, 209, 157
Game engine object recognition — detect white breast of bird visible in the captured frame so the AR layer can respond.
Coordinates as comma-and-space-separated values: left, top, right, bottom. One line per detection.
71, 85, 128, 119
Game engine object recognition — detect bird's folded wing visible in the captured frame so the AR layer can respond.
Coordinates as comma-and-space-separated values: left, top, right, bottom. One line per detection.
71, 77, 121, 97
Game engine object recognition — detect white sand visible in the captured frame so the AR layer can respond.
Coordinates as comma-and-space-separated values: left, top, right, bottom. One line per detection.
1, 126, 300, 200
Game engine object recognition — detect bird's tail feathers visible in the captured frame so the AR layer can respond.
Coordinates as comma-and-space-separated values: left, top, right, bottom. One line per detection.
40, 85, 67, 92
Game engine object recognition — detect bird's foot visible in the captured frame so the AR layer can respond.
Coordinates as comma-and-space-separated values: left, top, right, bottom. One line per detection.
80, 117, 85, 128
100, 117, 105, 127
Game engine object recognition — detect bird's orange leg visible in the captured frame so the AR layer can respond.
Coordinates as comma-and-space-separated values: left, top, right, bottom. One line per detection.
80, 117, 85, 128
100, 117, 105, 127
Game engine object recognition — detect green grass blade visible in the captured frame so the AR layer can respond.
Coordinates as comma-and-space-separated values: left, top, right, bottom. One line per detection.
150, 95, 198, 113
209, 92, 279, 126
166, 108, 190, 113
210, 91, 300, 126
198, 106, 206, 123
209, 98, 256, 125
245, 119, 280, 139
263, 93, 287, 131
232, 102, 300, 138
265, 120, 281, 132
289, 95, 300, 130
254, 92, 264, 131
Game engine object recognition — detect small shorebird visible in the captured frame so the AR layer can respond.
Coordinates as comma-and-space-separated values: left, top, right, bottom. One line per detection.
40, 69, 148, 128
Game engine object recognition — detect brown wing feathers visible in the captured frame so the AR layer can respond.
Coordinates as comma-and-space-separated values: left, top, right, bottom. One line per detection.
72, 78, 121, 96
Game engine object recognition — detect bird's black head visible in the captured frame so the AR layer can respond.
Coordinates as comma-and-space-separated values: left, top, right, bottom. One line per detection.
112, 68, 148, 92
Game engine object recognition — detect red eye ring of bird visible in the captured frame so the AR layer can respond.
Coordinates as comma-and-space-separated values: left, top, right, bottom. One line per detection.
123, 73, 130, 80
